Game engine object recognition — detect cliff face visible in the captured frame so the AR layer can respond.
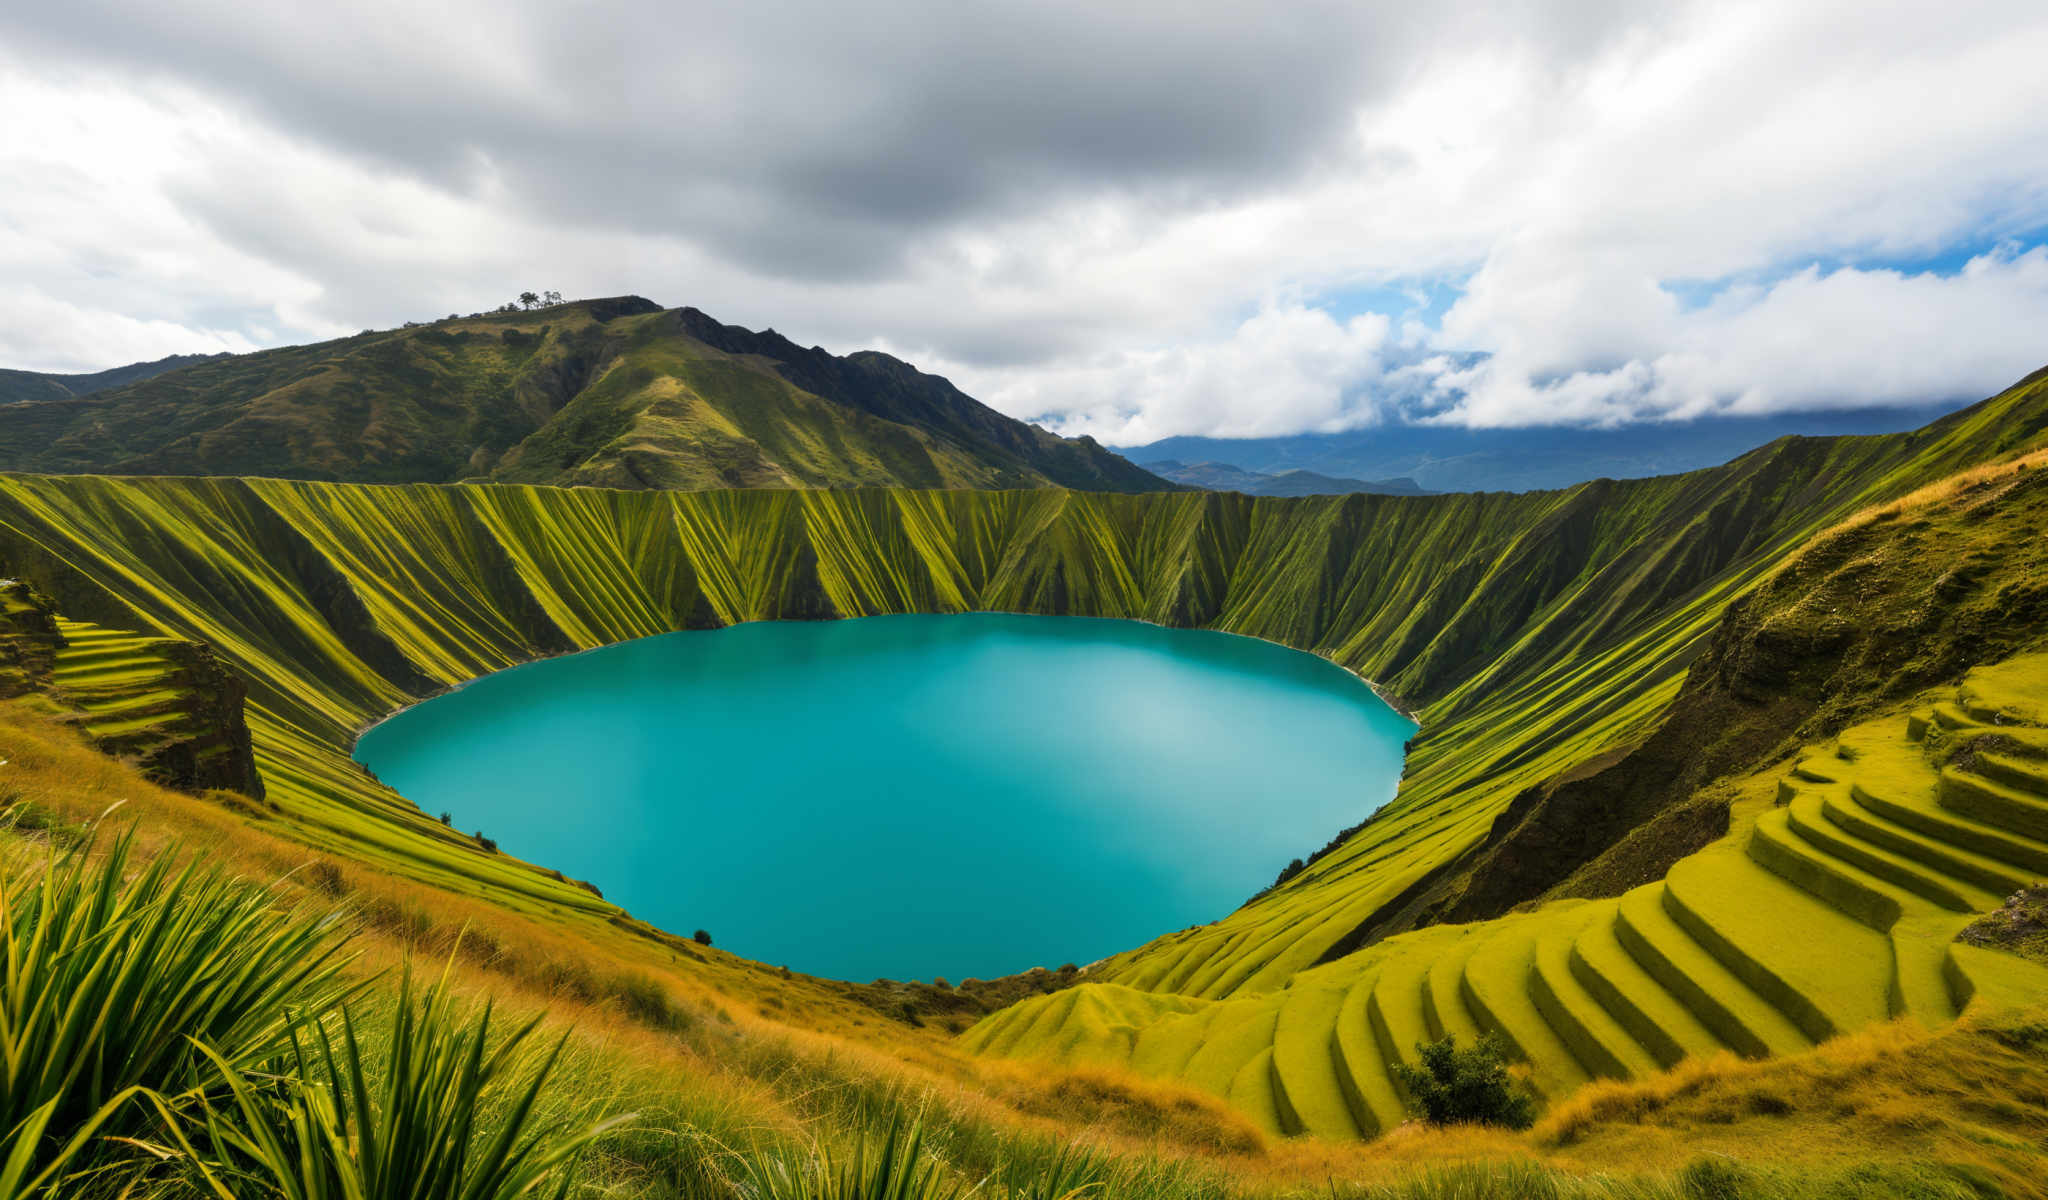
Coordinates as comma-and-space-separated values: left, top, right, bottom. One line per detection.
0, 580, 262, 799
137, 639, 265, 798
1334, 448, 2048, 946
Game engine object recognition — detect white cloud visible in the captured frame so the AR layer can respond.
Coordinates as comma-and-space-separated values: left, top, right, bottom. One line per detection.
0, 292, 257, 373
1430, 245, 2048, 427
935, 304, 1396, 444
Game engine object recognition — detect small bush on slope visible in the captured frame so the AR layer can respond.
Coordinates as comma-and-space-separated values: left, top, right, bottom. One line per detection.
1959, 886, 2048, 966
1391, 1036, 1538, 1130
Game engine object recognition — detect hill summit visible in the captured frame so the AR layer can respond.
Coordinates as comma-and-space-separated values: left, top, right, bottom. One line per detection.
0, 297, 1169, 493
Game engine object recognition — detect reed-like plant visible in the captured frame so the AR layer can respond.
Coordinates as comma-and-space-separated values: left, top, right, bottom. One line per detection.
0, 829, 351, 1196
742, 1115, 973, 1200
179, 965, 628, 1200
988, 1143, 1106, 1200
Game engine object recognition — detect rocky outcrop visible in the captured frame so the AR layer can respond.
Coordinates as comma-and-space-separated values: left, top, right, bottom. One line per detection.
136, 639, 265, 799
0, 580, 62, 696
0, 580, 263, 799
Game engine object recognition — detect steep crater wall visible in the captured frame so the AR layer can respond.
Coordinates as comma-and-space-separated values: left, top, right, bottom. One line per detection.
0, 371, 2036, 993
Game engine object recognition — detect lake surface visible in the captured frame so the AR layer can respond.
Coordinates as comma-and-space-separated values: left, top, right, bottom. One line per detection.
354, 615, 1414, 982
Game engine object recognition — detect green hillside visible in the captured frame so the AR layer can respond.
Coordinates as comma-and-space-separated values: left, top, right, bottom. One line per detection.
0, 299, 1167, 492
966, 654, 2048, 1137
0, 366, 2040, 1141
0, 351, 225, 406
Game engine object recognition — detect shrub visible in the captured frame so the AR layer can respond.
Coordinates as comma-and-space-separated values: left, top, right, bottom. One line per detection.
304, 859, 349, 897
693, 928, 713, 946
608, 970, 693, 1032
1392, 1034, 1537, 1129
5, 801, 90, 849
363, 895, 436, 946
474, 831, 498, 853
536, 956, 602, 1004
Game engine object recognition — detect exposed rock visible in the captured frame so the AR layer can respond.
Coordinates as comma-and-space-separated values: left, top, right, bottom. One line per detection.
137, 639, 265, 799
0, 579, 263, 799
0, 580, 62, 695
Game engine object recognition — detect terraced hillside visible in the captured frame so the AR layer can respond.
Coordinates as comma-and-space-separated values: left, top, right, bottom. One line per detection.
964, 654, 2048, 1137
0, 298, 1167, 492
53, 618, 209, 754
0, 584, 263, 795
0, 368, 2037, 1138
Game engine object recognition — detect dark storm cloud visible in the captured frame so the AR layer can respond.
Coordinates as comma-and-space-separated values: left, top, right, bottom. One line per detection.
5, 0, 1641, 283
20, 0, 2036, 437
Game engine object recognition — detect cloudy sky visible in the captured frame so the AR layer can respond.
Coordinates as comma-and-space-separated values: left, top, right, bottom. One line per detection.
4, 0, 2046, 443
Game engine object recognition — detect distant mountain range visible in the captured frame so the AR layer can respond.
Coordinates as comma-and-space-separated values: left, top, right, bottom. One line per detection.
1142, 460, 1428, 496
0, 298, 1169, 493
1128, 404, 1973, 494
0, 352, 227, 406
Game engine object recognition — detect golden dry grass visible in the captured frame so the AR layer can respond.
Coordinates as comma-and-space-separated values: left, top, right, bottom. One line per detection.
1802, 445, 2048, 552
1530, 1014, 2048, 1197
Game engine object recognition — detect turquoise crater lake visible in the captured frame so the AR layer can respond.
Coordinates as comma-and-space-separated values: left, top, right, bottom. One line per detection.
354, 615, 1415, 982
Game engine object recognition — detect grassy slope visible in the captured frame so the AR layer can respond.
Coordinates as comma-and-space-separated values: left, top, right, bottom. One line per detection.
0, 370, 2040, 1139
0, 369, 75, 406
0, 352, 223, 405
11, 699, 2045, 1200
0, 300, 1168, 493
973, 649, 2048, 1137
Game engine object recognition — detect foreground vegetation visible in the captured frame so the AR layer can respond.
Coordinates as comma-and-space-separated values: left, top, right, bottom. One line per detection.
6, 811, 2047, 1199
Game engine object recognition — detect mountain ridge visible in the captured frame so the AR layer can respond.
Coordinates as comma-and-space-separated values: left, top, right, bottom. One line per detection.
0, 298, 1170, 494
1145, 459, 1430, 497
0, 351, 228, 406
1131, 402, 1973, 494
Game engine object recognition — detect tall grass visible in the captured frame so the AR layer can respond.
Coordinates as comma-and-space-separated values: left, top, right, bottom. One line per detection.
0, 828, 624, 1199
1329, 1161, 1680, 1200
743, 1115, 972, 1200
173, 966, 630, 1200
0, 828, 351, 1195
